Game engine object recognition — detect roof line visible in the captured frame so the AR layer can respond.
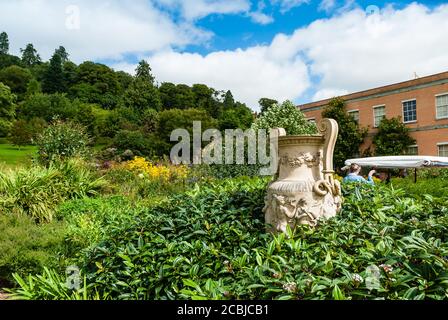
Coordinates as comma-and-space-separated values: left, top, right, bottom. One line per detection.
299, 70, 448, 110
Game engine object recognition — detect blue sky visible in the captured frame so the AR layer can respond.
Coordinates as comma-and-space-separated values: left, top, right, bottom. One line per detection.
1, 0, 448, 110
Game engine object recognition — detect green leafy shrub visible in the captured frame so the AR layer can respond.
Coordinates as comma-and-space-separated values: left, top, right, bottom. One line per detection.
252, 100, 317, 135
35, 120, 90, 166
373, 117, 416, 156
0, 214, 66, 286
57, 196, 144, 255
112, 130, 169, 158
7, 268, 110, 300
0, 159, 105, 222
9, 178, 448, 300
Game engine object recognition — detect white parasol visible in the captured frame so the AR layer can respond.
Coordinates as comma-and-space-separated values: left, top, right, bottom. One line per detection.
344, 156, 448, 169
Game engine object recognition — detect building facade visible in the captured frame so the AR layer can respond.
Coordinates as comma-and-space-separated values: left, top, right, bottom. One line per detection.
299, 71, 448, 157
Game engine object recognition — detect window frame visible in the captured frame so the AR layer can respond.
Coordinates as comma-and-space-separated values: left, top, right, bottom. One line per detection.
406, 145, 418, 156
373, 105, 386, 128
435, 93, 448, 120
401, 98, 417, 124
437, 143, 448, 157
348, 109, 360, 124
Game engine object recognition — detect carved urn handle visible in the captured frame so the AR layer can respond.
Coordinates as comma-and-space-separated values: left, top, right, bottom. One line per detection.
317, 118, 339, 178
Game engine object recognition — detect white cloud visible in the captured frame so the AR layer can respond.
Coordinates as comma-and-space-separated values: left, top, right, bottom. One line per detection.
271, 0, 310, 13
114, 2, 448, 109
283, 2, 448, 101
312, 88, 349, 101
0, 0, 211, 62
249, 11, 274, 24
117, 47, 311, 110
318, 0, 336, 12
248, 1, 274, 25
155, 0, 251, 21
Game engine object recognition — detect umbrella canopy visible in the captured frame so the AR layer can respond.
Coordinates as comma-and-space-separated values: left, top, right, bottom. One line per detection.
344, 156, 448, 169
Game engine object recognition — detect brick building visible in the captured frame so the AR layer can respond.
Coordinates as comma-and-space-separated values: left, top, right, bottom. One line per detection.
299, 71, 448, 157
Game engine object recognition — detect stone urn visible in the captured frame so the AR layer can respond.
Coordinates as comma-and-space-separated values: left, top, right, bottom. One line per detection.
263, 118, 342, 233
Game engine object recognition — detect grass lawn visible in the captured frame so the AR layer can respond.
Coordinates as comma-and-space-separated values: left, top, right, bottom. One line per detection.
0, 143, 37, 167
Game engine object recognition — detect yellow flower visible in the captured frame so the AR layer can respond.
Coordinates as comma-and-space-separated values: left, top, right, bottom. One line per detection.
125, 156, 189, 182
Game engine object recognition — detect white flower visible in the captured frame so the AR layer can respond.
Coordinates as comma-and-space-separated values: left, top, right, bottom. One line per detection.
352, 273, 364, 283
283, 282, 297, 293
138, 173, 145, 179
379, 264, 393, 273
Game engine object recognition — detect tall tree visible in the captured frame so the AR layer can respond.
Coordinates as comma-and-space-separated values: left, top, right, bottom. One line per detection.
322, 97, 368, 171
25, 79, 42, 97
0, 32, 9, 55
135, 60, 154, 84
0, 65, 33, 96
20, 43, 41, 67
0, 82, 16, 137
55, 46, 69, 63
373, 117, 416, 156
259, 98, 278, 114
192, 84, 220, 118
69, 61, 120, 109
42, 52, 65, 93
223, 90, 235, 109
124, 61, 161, 113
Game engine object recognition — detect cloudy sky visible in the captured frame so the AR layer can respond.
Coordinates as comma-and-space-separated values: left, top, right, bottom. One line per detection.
1, 0, 448, 110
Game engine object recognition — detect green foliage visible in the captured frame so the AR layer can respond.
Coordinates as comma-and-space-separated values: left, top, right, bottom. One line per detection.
373, 117, 416, 156
0, 159, 105, 222
158, 108, 218, 144
258, 98, 278, 114
42, 51, 65, 94
0, 54, 23, 70
55, 46, 69, 63
0, 82, 16, 137
35, 120, 91, 165
25, 78, 42, 97
252, 100, 317, 135
68, 62, 120, 109
191, 84, 220, 118
57, 196, 139, 253
223, 90, 235, 109
9, 120, 32, 147
322, 98, 368, 171
141, 108, 159, 134
0, 65, 33, 97
20, 93, 76, 122
218, 104, 253, 130
10, 176, 448, 300
112, 130, 169, 157
124, 78, 161, 112
20, 44, 41, 67
7, 268, 109, 300
0, 32, 9, 55
0, 214, 65, 286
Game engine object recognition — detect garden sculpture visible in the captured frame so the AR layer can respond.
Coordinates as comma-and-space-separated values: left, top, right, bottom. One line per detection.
264, 118, 342, 233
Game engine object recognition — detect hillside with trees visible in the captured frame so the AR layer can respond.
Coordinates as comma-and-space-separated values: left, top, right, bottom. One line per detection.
0, 31, 255, 158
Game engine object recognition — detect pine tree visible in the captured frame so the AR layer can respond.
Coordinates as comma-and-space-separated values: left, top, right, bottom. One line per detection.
55, 46, 69, 63
0, 32, 9, 55
42, 52, 65, 93
21, 43, 41, 67
135, 60, 155, 84
223, 90, 235, 109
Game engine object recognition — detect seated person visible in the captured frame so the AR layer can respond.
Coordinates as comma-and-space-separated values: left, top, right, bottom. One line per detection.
343, 163, 376, 185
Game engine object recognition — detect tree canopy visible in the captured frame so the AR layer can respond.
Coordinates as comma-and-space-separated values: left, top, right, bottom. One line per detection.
372, 117, 416, 156
322, 97, 367, 171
